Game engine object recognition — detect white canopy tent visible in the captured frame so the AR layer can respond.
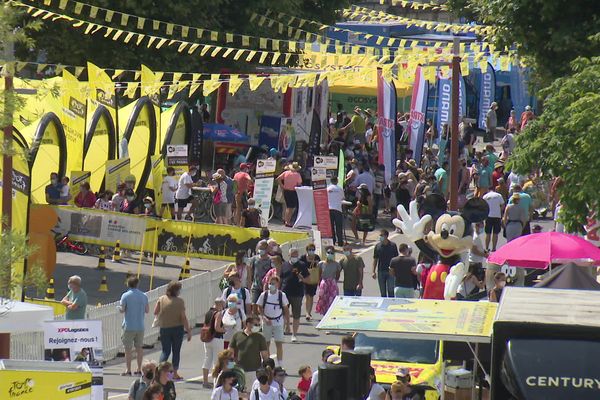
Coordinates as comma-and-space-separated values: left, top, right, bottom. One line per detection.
0, 299, 54, 333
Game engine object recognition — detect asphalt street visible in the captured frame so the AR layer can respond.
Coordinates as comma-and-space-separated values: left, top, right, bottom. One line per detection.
93, 218, 556, 400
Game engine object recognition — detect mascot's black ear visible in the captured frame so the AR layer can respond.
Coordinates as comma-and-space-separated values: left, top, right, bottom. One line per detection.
462, 197, 489, 223
420, 194, 447, 222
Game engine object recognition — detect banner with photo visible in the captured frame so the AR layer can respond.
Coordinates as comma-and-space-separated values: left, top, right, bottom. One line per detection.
52, 205, 147, 249
47, 205, 309, 260
43, 320, 104, 400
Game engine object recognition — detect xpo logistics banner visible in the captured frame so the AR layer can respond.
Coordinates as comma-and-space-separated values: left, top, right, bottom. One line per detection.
407, 66, 429, 165
376, 68, 397, 184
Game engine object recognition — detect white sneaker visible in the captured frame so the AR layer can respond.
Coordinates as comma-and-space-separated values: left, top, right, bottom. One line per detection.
291, 335, 298, 342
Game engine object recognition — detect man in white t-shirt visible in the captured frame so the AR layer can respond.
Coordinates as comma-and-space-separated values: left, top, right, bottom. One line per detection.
160, 167, 178, 218
483, 187, 505, 251
175, 165, 199, 220
256, 276, 289, 367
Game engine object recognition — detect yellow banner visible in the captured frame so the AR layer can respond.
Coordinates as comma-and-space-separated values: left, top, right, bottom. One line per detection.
49, 205, 309, 261
87, 62, 117, 133
105, 158, 130, 193
61, 70, 86, 173
0, 367, 92, 399
141, 64, 162, 154
317, 296, 497, 342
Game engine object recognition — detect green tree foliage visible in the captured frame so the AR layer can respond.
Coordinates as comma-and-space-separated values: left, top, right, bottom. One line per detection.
509, 53, 600, 231
21, 0, 349, 72
448, 0, 600, 84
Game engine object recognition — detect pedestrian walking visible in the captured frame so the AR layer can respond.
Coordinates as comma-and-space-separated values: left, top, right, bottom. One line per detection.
372, 230, 398, 297
153, 282, 192, 380
250, 240, 274, 315
211, 370, 239, 400
327, 177, 345, 246
61, 275, 87, 320
127, 360, 157, 400
300, 243, 320, 321
202, 298, 226, 389
281, 247, 309, 342
483, 187, 505, 251
229, 316, 269, 392
249, 369, 280, 400
485, 102, 498, 142
257, 276, 290, 367
223, 251, 251, 292
389, 244, 417, 298
152, 361, 176, 400
119, 276, 149, 376
222, 272, 251, 315
315, 246, 341, 315
222, 294, 246, 348
503, 194, 527, 242
339, 244, 365, 296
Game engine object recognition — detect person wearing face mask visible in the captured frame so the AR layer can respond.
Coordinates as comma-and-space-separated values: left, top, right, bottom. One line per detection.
61, 275, 88, 320
224, 251, 251, 290
45, 172, 64, 205
257, 276, 290, 367
250, 240, 273, 315
74, 181, 96, 208
175, 165, 200, 220
222, 272, 251, 315
160, 167, 178, 219
121, 189, 140, 214
128, 360, 157, 400
229, 316, 269, 392
152, 361, 176, 400
203, 298, 226, 389
211, 370, 239, 400
142, 197, 157, 217
300, 243, 320, 321
280, 248, 309, 342
112, 183, 127, 211
212, 349, 237, 388
267, 239, 281, 257
261, 255, 284, 291
221, 294, 246, 349
339, 244, 365, 296
250, 369, 280, 400
315, 246, 341, 315
272, 367, 289, 399
489, 272, 506, 303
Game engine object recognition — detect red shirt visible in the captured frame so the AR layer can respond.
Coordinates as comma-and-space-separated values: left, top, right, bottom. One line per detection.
233, 171, 252, 194
297, 377, 311, 399
75, 191, 97, 208
492, 170, 503, 188
277, 170, 302, 191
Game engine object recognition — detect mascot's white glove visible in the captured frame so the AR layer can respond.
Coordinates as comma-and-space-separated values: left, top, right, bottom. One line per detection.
444, 262, 467, 300
393, 200, 432, 242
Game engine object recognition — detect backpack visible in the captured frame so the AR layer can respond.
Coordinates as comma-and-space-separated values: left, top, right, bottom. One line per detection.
226, 286, 247, 312
262, 290, 284, 320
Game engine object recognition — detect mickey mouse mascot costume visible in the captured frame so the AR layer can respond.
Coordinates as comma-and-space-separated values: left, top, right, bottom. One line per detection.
393, 195, 489, 300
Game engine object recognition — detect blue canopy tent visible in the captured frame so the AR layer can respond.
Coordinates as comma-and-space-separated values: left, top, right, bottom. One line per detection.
202, 123, 250, 170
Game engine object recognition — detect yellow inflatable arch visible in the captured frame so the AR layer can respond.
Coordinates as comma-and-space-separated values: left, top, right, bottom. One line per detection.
84, 104, 117, 192
28, 112, 67, 203
122, 97, 157, 196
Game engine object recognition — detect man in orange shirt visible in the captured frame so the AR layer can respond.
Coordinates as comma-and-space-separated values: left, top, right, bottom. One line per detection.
233, 163, 253, 225
276, 162, 303, 227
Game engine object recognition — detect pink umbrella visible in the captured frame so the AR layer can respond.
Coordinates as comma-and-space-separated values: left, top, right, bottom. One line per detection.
487, 232, 600, 269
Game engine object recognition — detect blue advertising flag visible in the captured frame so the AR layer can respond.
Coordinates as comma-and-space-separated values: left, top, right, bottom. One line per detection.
478, 63, 496, 130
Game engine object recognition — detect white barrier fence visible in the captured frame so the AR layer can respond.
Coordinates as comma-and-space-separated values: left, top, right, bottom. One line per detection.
10, 235, 314, 361
11, 266, 225, 361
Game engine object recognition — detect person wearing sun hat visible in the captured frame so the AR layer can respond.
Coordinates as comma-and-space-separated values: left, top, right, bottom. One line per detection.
276, 162, 303, 227
340, 106, 366, 145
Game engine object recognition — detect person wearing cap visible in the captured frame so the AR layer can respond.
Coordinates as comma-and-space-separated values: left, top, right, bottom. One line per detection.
211, 172, 230, 225
503, 193, 527, 242
175, 165, 200, 220
142, 196, 156, 217
202, 298, 226, 388
276, 162, 302, 227
508, 184, 533, 235
492, 162, 504, 189
485, 102, 498, 142
520, 105, 535, 131
340, 106, 366, 145
234, 163, 253, 224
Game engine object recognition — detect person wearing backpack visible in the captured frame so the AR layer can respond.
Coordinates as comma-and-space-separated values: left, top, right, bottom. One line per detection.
257, 276, 290, 367
222, 272, 251, 315
128, 359, 157, 400
202, 298, 226, 389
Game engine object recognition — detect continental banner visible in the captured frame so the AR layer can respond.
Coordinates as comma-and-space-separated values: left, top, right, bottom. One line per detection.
50, 206, 309, 260
69, 171, 91, 205
61, 70, 86, 173
105, 158, 130, 193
